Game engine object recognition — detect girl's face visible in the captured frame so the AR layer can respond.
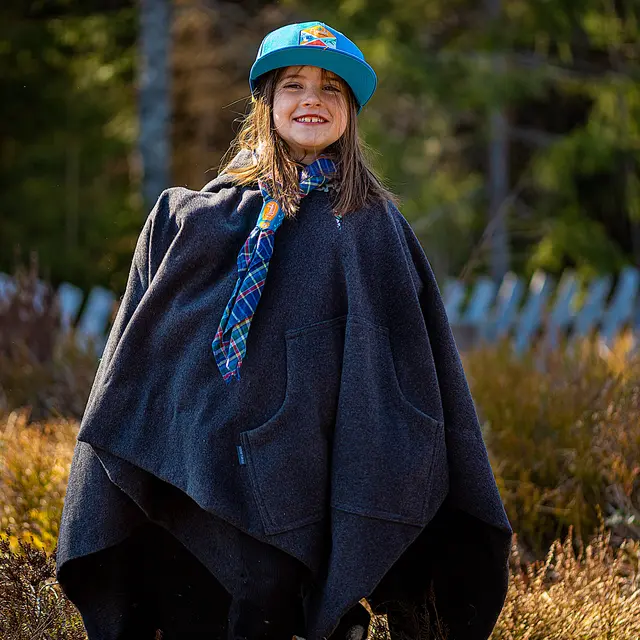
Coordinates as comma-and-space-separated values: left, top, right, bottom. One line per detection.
272, 65, 348, 165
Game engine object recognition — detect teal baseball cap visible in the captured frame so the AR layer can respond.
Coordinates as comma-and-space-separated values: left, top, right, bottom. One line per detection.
249, 21, 377, 114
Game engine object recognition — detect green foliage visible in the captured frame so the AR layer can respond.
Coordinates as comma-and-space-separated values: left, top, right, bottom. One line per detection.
3, 0, 640, 292
284, 0, 640, 279
0, 0, 141, 294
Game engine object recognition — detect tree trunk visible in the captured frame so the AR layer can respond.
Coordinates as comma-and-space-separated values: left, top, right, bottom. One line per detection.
486, 0, 510, 280
138, 0, 172, 212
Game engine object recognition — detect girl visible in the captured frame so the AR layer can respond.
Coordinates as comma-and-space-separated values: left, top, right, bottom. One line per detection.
57, 21, 513, 640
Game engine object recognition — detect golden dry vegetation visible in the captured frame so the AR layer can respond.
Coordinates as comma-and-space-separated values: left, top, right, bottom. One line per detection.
1, 267, 640, 637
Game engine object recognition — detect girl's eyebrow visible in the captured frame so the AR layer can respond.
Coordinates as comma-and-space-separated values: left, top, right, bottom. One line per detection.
281, 73, 340, 82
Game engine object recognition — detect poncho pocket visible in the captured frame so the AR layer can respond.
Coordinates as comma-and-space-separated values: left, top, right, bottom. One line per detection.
330, 315, 445, 526
239, 315, 346, 536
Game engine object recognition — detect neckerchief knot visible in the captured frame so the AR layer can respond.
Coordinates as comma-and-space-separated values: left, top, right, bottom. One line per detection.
212, 153, 337, 383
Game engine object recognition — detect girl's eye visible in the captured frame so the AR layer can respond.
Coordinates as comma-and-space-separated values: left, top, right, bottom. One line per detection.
283, 83, 341, 92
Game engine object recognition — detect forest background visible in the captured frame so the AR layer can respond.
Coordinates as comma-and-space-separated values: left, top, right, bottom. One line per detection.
2, 0, 640, 295
2, 3, 640, 636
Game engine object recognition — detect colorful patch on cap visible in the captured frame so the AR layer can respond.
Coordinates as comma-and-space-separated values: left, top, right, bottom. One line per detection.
300, 24, 337, 49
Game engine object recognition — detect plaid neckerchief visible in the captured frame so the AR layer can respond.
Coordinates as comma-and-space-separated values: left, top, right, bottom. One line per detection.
211, 154, 337, 383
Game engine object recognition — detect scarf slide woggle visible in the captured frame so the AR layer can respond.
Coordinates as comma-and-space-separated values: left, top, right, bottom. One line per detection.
211, 156, 336, 383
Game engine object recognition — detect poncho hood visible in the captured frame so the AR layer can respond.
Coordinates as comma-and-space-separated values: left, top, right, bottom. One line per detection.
57, 149, 512, 640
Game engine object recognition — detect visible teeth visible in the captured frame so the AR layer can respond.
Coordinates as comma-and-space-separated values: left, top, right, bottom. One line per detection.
296, 117, 325, 123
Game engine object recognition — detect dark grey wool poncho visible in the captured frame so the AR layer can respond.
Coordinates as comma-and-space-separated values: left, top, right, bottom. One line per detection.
56, 149, 513, 640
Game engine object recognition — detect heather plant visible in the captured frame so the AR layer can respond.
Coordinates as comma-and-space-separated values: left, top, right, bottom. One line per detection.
464, 336, 640, 558
1, 332, 99, 422
2, 259, 640, 635
0, 534, 86, 639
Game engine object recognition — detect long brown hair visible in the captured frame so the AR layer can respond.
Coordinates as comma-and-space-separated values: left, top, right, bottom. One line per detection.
218, 65, 400, 219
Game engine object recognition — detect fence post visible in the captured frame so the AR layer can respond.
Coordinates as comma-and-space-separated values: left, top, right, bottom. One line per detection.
600, 267, 640, 346
514, 270, 554, 355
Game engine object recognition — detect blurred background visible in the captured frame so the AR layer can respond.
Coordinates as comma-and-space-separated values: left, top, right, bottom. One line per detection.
2, 0, 640, 295
2, 3, 640, 636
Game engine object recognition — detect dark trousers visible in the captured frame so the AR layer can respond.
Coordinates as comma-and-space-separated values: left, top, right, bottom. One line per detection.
69, 522, 230, 639
367, 504, 504, 640
69, 522, 371, 640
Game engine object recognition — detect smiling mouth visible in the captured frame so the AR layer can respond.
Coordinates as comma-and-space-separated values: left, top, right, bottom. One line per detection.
293, 117, 329, 124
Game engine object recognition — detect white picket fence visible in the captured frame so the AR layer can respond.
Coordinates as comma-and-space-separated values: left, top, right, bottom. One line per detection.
444, 266, 640, 352
1, 266, 640, 357
0, 272, 115, 356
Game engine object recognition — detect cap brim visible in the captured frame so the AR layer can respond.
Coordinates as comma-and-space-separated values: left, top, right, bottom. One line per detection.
249, 46, 377, 114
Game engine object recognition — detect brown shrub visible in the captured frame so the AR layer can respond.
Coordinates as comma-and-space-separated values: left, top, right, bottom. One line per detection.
0, 255, 98, 422
0, 534, 86, 639
0, 252, 59, 365
464, 336, 640, 558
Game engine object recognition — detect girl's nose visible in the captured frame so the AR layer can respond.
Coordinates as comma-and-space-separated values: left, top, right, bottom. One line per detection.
302, 88, 322, 105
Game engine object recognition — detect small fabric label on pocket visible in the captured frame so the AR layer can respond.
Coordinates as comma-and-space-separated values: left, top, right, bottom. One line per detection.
237, 444, 246, 465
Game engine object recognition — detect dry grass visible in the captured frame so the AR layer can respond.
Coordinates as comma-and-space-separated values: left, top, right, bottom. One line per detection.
0, 409, 76, 552
1, 322, 640, 637
493, 527, 640, 639
1, 527, 637, 640
464, 335, 640, 558
363, 528, 640, 640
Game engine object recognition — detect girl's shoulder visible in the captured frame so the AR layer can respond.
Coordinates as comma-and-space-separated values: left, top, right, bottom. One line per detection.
342, 195, 409, 238
341, 196, 430, 278
149, 176, 249, 227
